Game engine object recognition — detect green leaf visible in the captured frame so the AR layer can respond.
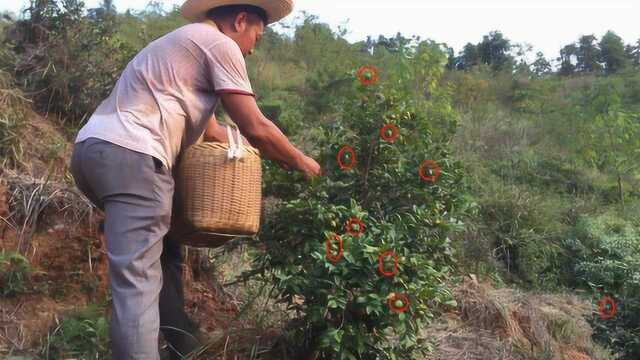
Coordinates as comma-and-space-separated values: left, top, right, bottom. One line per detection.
444, 299, 458, 307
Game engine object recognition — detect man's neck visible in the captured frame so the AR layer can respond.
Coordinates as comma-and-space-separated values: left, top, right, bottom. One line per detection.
202, 19, 220, 31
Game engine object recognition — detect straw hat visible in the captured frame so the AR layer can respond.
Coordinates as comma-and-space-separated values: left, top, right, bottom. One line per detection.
181, 0, 294, 25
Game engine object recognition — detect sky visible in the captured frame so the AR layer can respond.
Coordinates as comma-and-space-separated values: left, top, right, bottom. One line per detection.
2, 0, 639, 63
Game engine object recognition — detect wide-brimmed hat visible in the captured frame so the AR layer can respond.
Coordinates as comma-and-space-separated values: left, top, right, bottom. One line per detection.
181, 0, 294, 25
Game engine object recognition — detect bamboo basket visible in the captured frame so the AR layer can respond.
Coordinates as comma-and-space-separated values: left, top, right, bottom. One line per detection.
170, 124, 262, 248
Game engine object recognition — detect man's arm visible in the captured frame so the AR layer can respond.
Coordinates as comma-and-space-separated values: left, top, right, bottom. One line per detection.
218, 93, 319, 176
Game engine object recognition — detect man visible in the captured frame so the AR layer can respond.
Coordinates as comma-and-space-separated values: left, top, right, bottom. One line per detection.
70, 0, 322, 358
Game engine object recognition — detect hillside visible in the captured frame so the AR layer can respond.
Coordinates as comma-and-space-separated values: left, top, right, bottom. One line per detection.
1, 1, 640, 359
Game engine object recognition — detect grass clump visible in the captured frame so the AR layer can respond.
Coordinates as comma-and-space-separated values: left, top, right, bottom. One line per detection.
40, 303, 110, 359
0, 250, 31, 297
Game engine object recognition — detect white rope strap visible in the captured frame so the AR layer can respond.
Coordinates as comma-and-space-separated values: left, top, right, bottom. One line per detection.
225, 124, 245, 160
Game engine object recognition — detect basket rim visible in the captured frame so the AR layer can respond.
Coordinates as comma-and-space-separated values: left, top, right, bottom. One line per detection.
191, 140, 261, 156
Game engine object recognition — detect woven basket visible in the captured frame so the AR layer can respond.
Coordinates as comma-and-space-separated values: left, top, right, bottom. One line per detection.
171, 124, 262, 248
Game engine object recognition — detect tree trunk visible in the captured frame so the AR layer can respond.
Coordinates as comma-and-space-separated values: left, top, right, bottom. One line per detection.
617, 173, 625, 211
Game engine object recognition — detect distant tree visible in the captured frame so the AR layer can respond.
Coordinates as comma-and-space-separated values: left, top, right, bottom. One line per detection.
102, 0, 116, 13
599, 30, 628, 74
375, 32, 414, 53
1, 11, 16, 23
445, 46, 456, 70
531, 51, 552, 77
88, 0, 117, 20
458, 42, 480, 70
624, 39, 640, 68
142, 0, 166, 17
360, 35, 376, 54
477, 30, 513, 71
558, 43, 577, 76
575, 35, 601, 73
512, 42, 533, 75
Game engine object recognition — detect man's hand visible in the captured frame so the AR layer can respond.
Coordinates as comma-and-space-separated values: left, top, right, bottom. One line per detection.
295, 155, 322, 180
278, 162, 291, 171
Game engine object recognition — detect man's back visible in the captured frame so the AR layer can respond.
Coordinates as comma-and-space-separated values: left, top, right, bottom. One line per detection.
75, 22, 253, 169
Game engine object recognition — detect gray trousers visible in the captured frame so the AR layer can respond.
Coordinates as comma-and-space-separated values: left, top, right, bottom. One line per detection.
71, 137, 199, 359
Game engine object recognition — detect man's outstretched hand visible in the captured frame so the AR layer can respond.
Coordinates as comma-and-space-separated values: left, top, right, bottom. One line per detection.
278, 155, 321, 180
299, 155, 322, 180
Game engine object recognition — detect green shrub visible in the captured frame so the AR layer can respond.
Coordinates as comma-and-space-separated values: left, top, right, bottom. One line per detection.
0, 251, 32, 297
248, 43, 467, 358
41, 303, 110, 359
565, 214, 640, 359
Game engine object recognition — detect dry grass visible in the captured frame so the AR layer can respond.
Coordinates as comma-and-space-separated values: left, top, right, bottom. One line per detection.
423, 276, 615, 360
1, 169, 95, 254
0, 69, 30, 169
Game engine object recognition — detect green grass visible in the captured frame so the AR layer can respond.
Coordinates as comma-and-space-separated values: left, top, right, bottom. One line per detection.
0, 251, 31, 297
40, 303, 110, 359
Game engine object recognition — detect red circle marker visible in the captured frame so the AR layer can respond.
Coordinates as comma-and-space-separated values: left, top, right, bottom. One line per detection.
597, 295, 617, 320
325, 234, 343, 263
379, 124, 399, 143
419, 160, 441, 184
337, 145, 357, 171
377, 250, 399, 277
356, 65, 379, 86
387, 292, 410, 313
344, 216, 365, 237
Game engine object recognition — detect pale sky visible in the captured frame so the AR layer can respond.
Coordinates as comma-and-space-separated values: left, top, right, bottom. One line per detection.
2, 0, 639, 62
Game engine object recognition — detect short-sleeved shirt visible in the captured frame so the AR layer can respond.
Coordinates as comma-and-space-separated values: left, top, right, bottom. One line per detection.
75, 21, 254, 170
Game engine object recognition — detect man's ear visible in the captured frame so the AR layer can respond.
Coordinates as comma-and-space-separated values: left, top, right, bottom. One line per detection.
233, 12, 248, 33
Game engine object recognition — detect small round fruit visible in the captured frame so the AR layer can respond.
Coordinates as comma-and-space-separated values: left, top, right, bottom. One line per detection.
394, 300, 404, 308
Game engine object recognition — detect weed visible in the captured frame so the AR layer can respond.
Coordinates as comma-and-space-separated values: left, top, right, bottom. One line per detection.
0, 250, 31, 297
40, 303, 110, 359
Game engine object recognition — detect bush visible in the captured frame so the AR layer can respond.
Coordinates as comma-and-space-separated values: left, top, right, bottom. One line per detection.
248, 43, 467, 358
565, 214, 640, 359
478, 183, 572, 288
7, 0, 134, 127
0, 251, 32, 297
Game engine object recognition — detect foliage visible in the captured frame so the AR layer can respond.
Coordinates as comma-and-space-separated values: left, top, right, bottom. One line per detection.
574, 78, 640, 207
564, 214, 640, 359
576, 35, 602, 73
0, 251, 32, 297
477, 181, 570, 287
600, 31, 629, 74
530, 51, 552, 77
115, 5, 186, 50
7, 0, 134, 127
449, 31, 513, 71
511, 76, 560, 115
249, 43, 466, 358
40, 303, 110, 359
